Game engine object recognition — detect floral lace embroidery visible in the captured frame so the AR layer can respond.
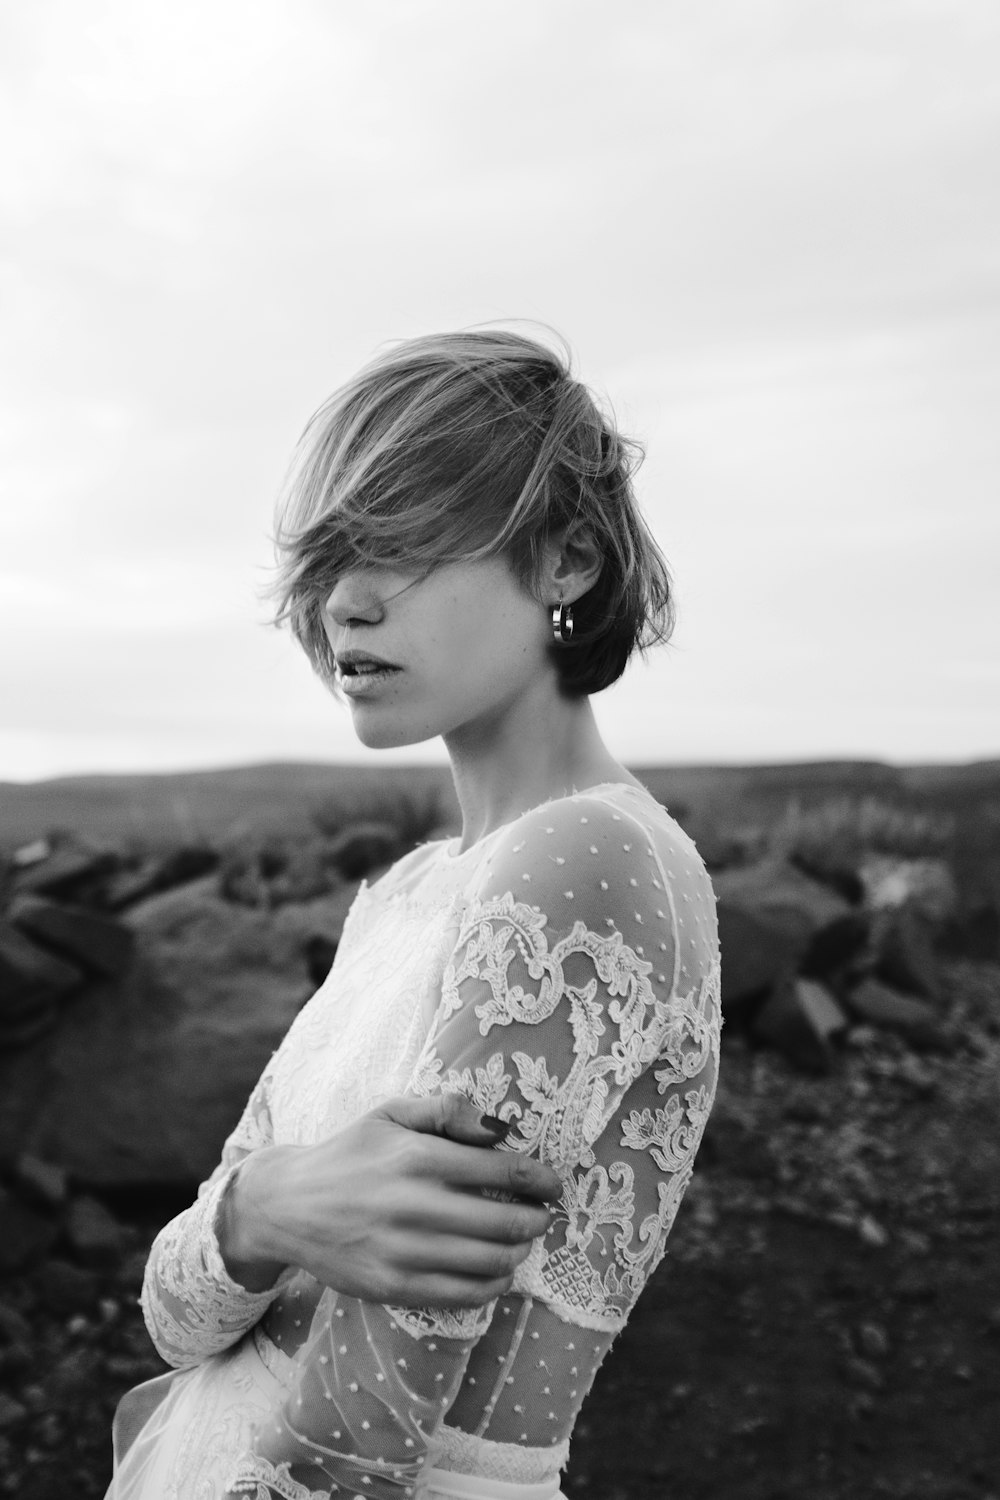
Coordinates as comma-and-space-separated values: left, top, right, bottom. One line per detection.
406, 896, 720, 1334
226, 1456, 330, 1500
142, 1168, 287, 1367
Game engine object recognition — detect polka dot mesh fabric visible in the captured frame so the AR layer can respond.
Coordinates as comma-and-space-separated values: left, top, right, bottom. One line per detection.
136, 784, 721, 1498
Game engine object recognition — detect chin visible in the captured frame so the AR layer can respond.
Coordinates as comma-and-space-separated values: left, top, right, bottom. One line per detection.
351, 712, 437, 752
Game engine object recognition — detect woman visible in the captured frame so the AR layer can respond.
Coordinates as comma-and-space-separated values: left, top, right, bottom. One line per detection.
107, 328, 721, 1500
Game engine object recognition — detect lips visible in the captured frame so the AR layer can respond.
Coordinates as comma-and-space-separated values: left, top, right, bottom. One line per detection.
335, 649, 401, 677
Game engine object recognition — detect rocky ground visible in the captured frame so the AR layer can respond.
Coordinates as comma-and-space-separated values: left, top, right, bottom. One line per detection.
0, 956, 996, 1500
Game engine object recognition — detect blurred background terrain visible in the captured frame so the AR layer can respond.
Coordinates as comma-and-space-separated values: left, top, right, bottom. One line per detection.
0, 758, 997, 1498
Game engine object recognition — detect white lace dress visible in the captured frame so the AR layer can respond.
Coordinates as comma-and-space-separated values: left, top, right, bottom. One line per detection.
106, 782, 721, 1500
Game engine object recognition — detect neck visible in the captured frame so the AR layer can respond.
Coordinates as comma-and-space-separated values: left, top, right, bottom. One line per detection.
443, 671, 637, 851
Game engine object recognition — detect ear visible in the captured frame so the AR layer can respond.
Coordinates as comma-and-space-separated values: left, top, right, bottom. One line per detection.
543, 524, 602, 604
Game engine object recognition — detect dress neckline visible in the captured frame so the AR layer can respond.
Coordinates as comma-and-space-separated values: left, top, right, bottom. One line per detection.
441, 779, 654, 862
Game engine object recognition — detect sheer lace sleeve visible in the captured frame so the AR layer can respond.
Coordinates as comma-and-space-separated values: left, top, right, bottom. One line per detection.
225, 791, 721, 1498
141, 1065, 294, 1369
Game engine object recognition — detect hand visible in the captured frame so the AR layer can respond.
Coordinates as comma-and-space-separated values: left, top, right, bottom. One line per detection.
219, 1092, 563, 1307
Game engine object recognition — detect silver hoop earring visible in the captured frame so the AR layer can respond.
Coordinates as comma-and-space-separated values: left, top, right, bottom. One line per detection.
551, 600, 574, 644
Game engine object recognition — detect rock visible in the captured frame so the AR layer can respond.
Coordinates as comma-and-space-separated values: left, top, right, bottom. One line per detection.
942, 901, 999, 961
0, 1186, 59, 1274
101, 860, 165, 912
9, 894, 135, 979
31, 1259, 100, 1316
104, 1352, 159, 1381
12, 1153, 68, 1209
116, 1247, 153, 1292
66, 1195, 129, 1267
752, 976, 848, 1073
50, 1348, 101, 1397
150, 844, 220, 891
870, 904, 941, 1002
13, 840, 118, 901
857, 1322, 889, 1358
323, 822, 402, 881
857, 1213, 889, 1248
0, 999, 59, 1050
859, 854, 958, 924
713, 856, 853, 943
9, 882, 355, 1186
893, 1054, 937, 1098
0, 920, 83, 1036
788, 850, 866, 905
11, 839, 51, 870
715, 904, 806, 1020
799, 912, 871, 987
0, 1306, 32, 1349
893, 1266, 936, 1301
782, 1091, 830, 1124
304, 934, 339, 987
845, 978, 942, 1049
0, 1396, 27, 1430
273, 884, 362, 958
841, 1355, 885, 1390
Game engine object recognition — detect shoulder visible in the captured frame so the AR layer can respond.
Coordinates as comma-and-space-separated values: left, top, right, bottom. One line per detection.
469, 784, 717, 953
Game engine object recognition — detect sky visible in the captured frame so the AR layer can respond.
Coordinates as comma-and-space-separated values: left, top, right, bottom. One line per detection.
1, 0, 998, 781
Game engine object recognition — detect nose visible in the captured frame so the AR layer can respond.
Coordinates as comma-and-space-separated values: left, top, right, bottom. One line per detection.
323, 571, 386, 630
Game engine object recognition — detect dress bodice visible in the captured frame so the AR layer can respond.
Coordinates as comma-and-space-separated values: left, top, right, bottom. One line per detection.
139, 782, 721, 1496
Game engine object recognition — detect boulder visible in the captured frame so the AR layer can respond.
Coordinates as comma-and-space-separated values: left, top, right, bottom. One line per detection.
752, 976, 848, 1074
941, 902, 999, 961
0, 922, 82, 1048
788, 851, 866, 906
304, 934, 339, 987
101, 859, 168, 912
859, 855, 958, 925
12, 840, 118, 901
6, 880, 361, 1187
9, 894, 135, 979
0, 1186, 59, 1274
713, 856, 853, 943
870, 904, 941, 1003
799, 912, 871, 988
715, 903, 805, 1021
12, 1154, 68, 1210
65, 1195, 130, 1268
845, 977, 942, 1048
31, 1259, 100, 1316
102, 846, 220, 912
323, 822, 402, 881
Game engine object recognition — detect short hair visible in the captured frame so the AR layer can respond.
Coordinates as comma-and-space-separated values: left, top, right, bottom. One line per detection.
268, 327, 675, 697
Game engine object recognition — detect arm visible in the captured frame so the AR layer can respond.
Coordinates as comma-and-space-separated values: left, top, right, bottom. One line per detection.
226, 797, 721, 1496
141, 1070, 293, 1368
142, 1064, 560, 1371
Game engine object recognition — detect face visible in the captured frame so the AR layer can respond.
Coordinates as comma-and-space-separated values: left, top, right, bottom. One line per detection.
320, 556, 556, 750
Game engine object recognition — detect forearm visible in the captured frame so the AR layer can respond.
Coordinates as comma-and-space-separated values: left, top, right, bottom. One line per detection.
226, 1290, 487, 1499
215, 1145, 299, 1292
141, 1158, 293, 1368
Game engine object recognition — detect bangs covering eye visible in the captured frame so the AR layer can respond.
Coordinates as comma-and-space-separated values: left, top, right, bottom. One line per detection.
266, 327, 674, 697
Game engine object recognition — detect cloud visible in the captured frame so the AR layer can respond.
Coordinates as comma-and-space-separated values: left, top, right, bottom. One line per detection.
1, 0, 998, 777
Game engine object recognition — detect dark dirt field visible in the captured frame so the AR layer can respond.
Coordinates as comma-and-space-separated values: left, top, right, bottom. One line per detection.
0, 955, 996, 1500
1, 760, 998, 1498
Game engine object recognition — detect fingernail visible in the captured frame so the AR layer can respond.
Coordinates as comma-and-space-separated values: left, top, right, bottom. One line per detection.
480, 1114, 512, 1140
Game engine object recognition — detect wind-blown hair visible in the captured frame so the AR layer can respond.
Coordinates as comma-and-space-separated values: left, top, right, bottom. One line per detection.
269, 328, 675, 697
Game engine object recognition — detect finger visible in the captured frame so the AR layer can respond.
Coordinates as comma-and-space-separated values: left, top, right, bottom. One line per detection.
378, 1090, 519, 1150
393, 1184, 554, 1245
388, 1271, 518, 1310
372, 1093, 452, 1137
437, 1092, 515, 1147
424, 1138, 563, 1202
389, 1230, 534, 1282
